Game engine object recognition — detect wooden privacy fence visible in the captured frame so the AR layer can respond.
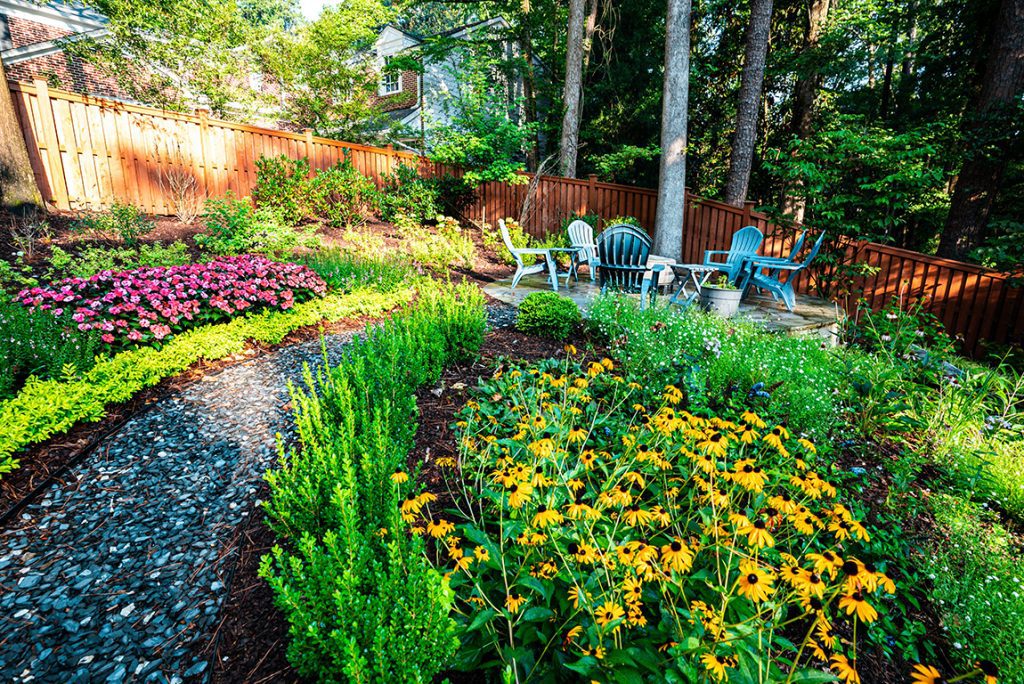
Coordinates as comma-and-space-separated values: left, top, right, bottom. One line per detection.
430, 168, 1023, 357
10, 81, 1022, 356
9, 80, 418, 215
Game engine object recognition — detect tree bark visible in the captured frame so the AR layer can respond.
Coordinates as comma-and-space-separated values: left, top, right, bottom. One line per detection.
938, 0, 1024, 260
0, 60, 44, 215
781, 0, 830, 222
653, 0, 692, 259
723, 0, 774, 206
559, 0, 588, 177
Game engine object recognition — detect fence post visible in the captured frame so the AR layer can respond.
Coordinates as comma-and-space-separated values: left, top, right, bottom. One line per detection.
197, 108, 211, 197
304, 128, 315, 176
32, 79, 70, 210
742, 200, 755, 227
587, 174, 597, 215
385, 143, 394, 176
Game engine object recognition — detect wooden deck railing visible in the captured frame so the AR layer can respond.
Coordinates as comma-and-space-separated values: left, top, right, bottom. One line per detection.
10, 80, 1022, 357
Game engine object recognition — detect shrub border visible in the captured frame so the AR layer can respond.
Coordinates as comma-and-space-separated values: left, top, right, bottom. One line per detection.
0, 287, 414, 475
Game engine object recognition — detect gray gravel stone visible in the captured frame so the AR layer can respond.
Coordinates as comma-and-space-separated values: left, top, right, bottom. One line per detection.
0, 327, 363, 681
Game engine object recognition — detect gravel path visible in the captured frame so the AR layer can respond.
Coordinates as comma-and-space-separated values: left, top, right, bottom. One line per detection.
0, 305, 512, 683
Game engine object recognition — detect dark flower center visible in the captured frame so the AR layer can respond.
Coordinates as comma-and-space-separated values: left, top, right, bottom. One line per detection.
509, 485, 519, 493
670, 541, 682, 552
747, 573, 759, 584
567, 542, 580, 554
743, 464, 754, 473
843, 560, 860, 576
754, 520, 766, 529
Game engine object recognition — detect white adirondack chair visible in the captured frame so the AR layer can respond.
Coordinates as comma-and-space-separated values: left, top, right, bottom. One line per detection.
566, 219, 598, 281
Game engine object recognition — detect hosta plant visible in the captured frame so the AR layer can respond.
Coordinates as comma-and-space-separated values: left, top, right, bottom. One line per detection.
417, 352, 897, 683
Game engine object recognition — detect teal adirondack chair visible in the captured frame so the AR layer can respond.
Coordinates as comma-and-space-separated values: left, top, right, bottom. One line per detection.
703, 226, 764, 284
747, 231, 827, 311
596, 224, 665, 309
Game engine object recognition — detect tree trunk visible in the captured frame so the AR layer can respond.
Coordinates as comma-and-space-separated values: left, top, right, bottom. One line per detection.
896, 0, 918, 113
653, 0, 692, 259
938, 0, 1024, 260
0, 60, 44, 215
559, 0, 588, 177
723, 0, 774, 206
583, 0, 599, 69
781, 0, 830, 222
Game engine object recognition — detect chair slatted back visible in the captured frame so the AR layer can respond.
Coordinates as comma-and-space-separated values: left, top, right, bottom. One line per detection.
597, 224, 652, 292
498, 219, 525, 269
567, 220, 597, 263
724, 226, 764, 271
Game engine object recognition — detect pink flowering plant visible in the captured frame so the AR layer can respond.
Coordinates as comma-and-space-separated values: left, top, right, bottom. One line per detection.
16, 255, 327, 349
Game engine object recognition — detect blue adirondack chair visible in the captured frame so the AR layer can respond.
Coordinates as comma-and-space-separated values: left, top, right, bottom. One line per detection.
703, 226, 764, 284
596, 224, 665, 309
499, 219, 558, 289
738, 229, 808, 292
747, 231, 827, 311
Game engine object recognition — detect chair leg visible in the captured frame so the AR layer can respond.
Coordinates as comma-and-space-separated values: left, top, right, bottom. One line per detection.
511, 266, 525, 289
781, 284, 796, 312
545, 257, 559, 292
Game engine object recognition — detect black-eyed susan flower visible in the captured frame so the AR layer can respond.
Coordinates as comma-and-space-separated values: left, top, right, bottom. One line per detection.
567, 427, 587, 443
829, 653, 860, 683
731, 459, 768, 492
400, 493, 423, 516
563, 343, 578, 355
532, 504, 564, 528
698, 431, 729, 457
622, 504, 654, 527
807, 551, 843, 579
764, 426, 786, 449
909, 664, 944, 684
505, 593, 527, 614
977, 660, 999, 684
594, 601, 625, 630
580, 449, 597, 469
838, 590, 878, 623
660, 538, 694, 573
797, 437, 817, 453
390, 469, 409, 484
738, 423, 760, 443
566, 478, 585, 493
507, 482, 533, 508
474, 546, 490, 563
741, 519, 776, 549
737, 559, 775, 602
741, 410, 767, 428
700, 653, 737, 682
663, 384, 683, 404
566, 541, 599, 564
427, 519, 454, 538
622, 575, 644, 604
600, 357, 614, 370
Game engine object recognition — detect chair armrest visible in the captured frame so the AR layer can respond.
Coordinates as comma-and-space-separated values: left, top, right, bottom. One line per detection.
516, 248, 552, 256
704, 250, 732, 257
762, 262, 804, 271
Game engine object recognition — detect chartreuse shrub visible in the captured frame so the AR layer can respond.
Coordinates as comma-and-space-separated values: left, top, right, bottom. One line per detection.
423, 352, 893, 682
260, 281, 486, 682
0, 286, 412, 479
588, 294, 846, 440
923, 495, 1024, 683
516, 291, 581, 341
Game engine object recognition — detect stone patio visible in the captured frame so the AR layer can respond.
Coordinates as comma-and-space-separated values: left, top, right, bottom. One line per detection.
483, 273, 845, 344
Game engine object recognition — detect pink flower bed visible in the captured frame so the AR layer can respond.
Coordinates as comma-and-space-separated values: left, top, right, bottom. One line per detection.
17, 255, 327, 347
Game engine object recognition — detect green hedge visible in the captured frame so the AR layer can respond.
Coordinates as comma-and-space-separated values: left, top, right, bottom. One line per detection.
260, 281, 487, 682
0, 288, 413, 478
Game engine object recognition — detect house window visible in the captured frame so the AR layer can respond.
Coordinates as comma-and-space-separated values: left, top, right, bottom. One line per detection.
380, 58, 401, 95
